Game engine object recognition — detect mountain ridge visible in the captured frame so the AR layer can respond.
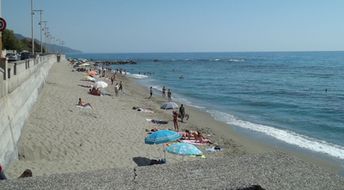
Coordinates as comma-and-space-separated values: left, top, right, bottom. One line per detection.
14, 33, 82, 53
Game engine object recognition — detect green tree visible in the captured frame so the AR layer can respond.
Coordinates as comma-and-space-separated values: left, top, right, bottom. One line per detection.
2, 29, 20, 50
2, 29, 45, 52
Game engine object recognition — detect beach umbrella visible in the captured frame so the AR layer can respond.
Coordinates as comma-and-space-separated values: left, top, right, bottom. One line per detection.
88, 70, 97, 77
145, 130, 182, 162
160, 102, 179, 110
84, 76, 96, 82
94, 81, 108, 88
79, 63, 90, 67
165, 142, 203, 156
145, 130, 181, 145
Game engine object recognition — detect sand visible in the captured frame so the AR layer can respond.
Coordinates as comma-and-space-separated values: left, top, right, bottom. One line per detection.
5, 61, 340, 179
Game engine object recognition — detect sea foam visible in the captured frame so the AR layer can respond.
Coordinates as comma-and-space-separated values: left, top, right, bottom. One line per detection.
207, 110, 344, 160
127, 73, 149, 79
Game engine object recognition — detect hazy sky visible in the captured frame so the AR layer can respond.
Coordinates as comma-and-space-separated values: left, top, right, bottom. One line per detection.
3, 0, 344, 53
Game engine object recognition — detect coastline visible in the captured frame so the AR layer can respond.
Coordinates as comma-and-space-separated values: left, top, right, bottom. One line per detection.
127, 75, 342, 174
5, 61, 341, 179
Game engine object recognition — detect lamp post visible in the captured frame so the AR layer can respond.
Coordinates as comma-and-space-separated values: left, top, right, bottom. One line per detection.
0, 0, 3, 58
31, 0, 34, 55
44, 27, 49, 53
33, 9, 43, 54
40, 21, 47, 53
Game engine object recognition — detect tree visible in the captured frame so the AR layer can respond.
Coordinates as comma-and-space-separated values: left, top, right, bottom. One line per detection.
2, 29, 20, 50
2, 29, 44, 52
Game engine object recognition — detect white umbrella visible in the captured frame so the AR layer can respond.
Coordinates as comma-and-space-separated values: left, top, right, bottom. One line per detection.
94, 81, 108, 88
160, 102, 179, 110
79, 63, 90, 67
84, 76, 96, 82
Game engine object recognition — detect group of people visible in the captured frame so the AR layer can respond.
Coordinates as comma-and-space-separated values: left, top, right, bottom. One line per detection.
148, 86, 172, 101
162, 86, 172, 101
181, 130, 210, 144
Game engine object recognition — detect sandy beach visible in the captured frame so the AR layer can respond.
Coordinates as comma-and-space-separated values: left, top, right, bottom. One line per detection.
5, 61, 341, 179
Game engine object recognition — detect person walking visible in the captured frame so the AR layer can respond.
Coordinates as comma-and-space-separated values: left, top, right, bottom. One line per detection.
162, 86, 166, 97
167, 89, 172, 101
179, 104, 185, 122
119, 81, 123, 92
111, 74, 116, 85
148, 87, 153, 98
114, 83, 119, 96
173, 111, 179, 131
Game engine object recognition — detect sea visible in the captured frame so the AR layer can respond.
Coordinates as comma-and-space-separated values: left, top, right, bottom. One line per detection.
68, 51, 344, 164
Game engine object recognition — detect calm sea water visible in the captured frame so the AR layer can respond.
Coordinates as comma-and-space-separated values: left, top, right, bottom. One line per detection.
69, 52, 344, 160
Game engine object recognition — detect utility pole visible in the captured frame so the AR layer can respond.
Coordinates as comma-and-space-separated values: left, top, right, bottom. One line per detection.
40, 21, 47, 53
34, 9, 43, 54
0, 0, 3, 58
31, 0, 34, 55
45, 30, 50, 53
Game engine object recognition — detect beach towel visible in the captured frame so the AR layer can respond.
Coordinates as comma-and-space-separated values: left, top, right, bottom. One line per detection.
180, 139, 209, 146
206, 146, 223, 152
137, 108, 154, 113
76, 105, 92, 109
133, 107, 154, 113
146, 119, 168, 124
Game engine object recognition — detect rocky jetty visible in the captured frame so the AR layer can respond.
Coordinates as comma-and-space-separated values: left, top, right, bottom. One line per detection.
95, 60, 136, 65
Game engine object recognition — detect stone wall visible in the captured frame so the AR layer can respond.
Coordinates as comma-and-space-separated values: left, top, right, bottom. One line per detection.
0, 54, 65, 167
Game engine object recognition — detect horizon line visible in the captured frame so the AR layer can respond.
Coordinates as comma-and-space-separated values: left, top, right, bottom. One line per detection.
69, 50, 344, 54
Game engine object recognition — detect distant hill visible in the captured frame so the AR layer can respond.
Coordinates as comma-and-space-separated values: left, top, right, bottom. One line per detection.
14, 33, 82, 53
44, 43, 82, 54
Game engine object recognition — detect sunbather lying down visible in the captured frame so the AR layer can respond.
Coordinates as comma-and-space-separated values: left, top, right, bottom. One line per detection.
179, 130, 212, 144
146, 119, 168, 124
145, 128, 159, 134
77, 98, 93, 108
132, 106, 154, 113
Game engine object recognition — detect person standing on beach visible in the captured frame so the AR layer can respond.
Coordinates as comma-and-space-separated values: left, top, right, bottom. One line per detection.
119, 81, 123, 92
179, 104, 185, 122
110, 75, 115, 85
148, 87, 153, 98
162, 86, 166, 97
114, 83, 119, 96
167, 89, 172, 101
0, 164, 7, 180
173, 111, 179, 131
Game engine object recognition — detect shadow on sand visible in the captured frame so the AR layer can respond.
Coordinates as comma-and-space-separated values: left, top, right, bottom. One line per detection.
132, 157, 152, 166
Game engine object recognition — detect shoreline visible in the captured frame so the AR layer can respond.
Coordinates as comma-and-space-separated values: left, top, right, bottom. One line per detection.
126, 76, 342, 174
5, 61, 341, 178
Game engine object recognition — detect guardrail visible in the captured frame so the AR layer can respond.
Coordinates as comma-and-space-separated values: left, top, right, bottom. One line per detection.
0, 54, 64, 98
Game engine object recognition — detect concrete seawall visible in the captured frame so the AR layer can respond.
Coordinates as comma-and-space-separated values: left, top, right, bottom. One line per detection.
0, 54, 66, 167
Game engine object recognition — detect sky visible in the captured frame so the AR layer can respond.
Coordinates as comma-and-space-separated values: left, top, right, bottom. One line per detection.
2, 0, 344, 53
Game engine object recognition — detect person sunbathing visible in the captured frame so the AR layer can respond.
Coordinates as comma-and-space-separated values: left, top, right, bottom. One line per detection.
194, 131, 212, 144
146, 128, 159, 134
132, 106, 154, 113
77, 98, 93, 108
89, 87, 101, 96
181, 130, 194, 140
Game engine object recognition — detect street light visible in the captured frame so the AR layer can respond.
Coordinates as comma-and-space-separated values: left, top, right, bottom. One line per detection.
33, 9, 43, 54
40, 21, 47, 53
44, 28, 50, 53
31, 0, 34, 55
